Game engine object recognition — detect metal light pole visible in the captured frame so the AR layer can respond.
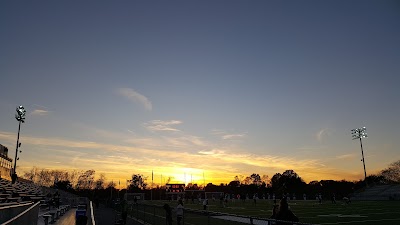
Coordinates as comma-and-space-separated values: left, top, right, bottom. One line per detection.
12, 105, 26, 184
351, 127, 368, 186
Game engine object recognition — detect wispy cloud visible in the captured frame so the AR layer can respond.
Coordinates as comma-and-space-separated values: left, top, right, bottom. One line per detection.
222, 133, 246, 140
165, 135, 206, 148
336, 153, 357, 160
297, 146, 327, 151
198, 149, 225, 155
316, 128, 331, 142
31, 109, 50, 116
116, 88, 152, 111
212, 129, 247, 140
145, 120, 182, 132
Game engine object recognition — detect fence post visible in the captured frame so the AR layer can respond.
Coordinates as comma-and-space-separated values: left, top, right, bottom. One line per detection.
207, 211, 210, 225
143, 204, 146, 224
250, 217, 254, 225
136, 203, 138, 219
153, 205, 156, 225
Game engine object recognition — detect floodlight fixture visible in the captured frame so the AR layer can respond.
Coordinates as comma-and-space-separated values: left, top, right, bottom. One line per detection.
15, 105, 26, 123
351, 127, 367, 139
12, 105, 26, 184
351, 126, 368, 186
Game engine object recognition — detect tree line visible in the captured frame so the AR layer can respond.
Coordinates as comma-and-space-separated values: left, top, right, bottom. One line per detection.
22, 159, 400, 200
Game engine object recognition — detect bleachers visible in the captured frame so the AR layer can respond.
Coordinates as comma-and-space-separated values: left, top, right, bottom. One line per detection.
0, 178, 45, 204
352, 184, 400, 200
382, 185, 400, 200
0, 178, 77, 224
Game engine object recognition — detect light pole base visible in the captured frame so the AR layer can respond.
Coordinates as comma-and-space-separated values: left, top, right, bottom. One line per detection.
11, 173, 18, 184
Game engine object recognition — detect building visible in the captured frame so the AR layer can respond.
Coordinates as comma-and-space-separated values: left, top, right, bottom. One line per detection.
0, 144, 13, 180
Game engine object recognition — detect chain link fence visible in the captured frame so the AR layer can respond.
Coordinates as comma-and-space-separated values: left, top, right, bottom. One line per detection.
120, 203, 315, 225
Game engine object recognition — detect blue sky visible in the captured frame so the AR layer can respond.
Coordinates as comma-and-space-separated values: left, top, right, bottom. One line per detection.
0, 1, 399, 185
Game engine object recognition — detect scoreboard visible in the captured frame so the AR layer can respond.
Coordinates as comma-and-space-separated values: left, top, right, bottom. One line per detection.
165, 184, 185, 192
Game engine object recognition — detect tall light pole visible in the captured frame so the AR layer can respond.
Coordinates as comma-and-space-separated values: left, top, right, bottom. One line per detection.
351, 127, 368, 185
12, 105, 26, 184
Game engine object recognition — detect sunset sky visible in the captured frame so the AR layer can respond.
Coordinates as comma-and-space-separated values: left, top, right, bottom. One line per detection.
1, 1, 399, 187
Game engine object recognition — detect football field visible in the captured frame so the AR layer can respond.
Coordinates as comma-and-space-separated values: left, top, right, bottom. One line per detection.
132, 199, 400, 225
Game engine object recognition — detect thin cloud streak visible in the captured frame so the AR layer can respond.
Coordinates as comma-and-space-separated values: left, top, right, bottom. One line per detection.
316, 128, 333, 142
31, 109, 50, 116
116, 88, 152, 111
336, 153, 357, 160
222, 133, 246, 140
316, 129, 326, 142
145, 120, 182, 132
212, 129, 247, 140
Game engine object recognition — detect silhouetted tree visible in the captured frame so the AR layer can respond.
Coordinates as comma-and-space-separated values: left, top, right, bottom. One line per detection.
38, 169, 52, 186
250, 173, 262, 186
95, 173, 106, 189
107, 180, 117, 189
261, 175, 270, 187
365, 175, 387, 185
228, 180, 240, 187
23, 167, 38, 182
54, 180, 73, 191
381, 160, 400, 183
281, 170, 306, 194
127, 174, 147, 191
270, 173, 282, 193
186, 183, 201, 190
76, 170, 96, 190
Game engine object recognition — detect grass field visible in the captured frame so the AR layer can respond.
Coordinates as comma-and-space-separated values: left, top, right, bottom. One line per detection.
129, 199, 400, 225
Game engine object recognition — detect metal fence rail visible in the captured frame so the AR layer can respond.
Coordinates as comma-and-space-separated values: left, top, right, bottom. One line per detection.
1, 201, 40, 225
121, 203, 316, 225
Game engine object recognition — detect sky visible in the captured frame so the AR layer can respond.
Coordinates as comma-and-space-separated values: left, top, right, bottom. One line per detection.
0, 1, 399, 187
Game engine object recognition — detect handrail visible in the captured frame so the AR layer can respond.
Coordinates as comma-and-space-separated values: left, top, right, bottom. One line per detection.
90, 201, 96, 225
0, 202, 33, 210
2, 201, 40, 225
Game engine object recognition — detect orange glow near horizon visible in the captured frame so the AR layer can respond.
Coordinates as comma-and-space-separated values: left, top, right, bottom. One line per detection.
17, 158, 369, 190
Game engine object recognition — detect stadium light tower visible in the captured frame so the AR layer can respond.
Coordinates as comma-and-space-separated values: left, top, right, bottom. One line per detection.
12, 105, 26, 184
351, 127, 368, 185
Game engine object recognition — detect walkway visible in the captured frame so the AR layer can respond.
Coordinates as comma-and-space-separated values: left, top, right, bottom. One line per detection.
37, 204, 143, 225
37, 207, 93, 225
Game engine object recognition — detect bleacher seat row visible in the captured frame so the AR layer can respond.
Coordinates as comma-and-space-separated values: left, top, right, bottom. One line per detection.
0, 178, 45, 204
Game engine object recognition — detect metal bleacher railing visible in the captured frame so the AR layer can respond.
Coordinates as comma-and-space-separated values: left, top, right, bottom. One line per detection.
90, 200, 96, 225
117, 203, 316, 225
1, 201, 40, 225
